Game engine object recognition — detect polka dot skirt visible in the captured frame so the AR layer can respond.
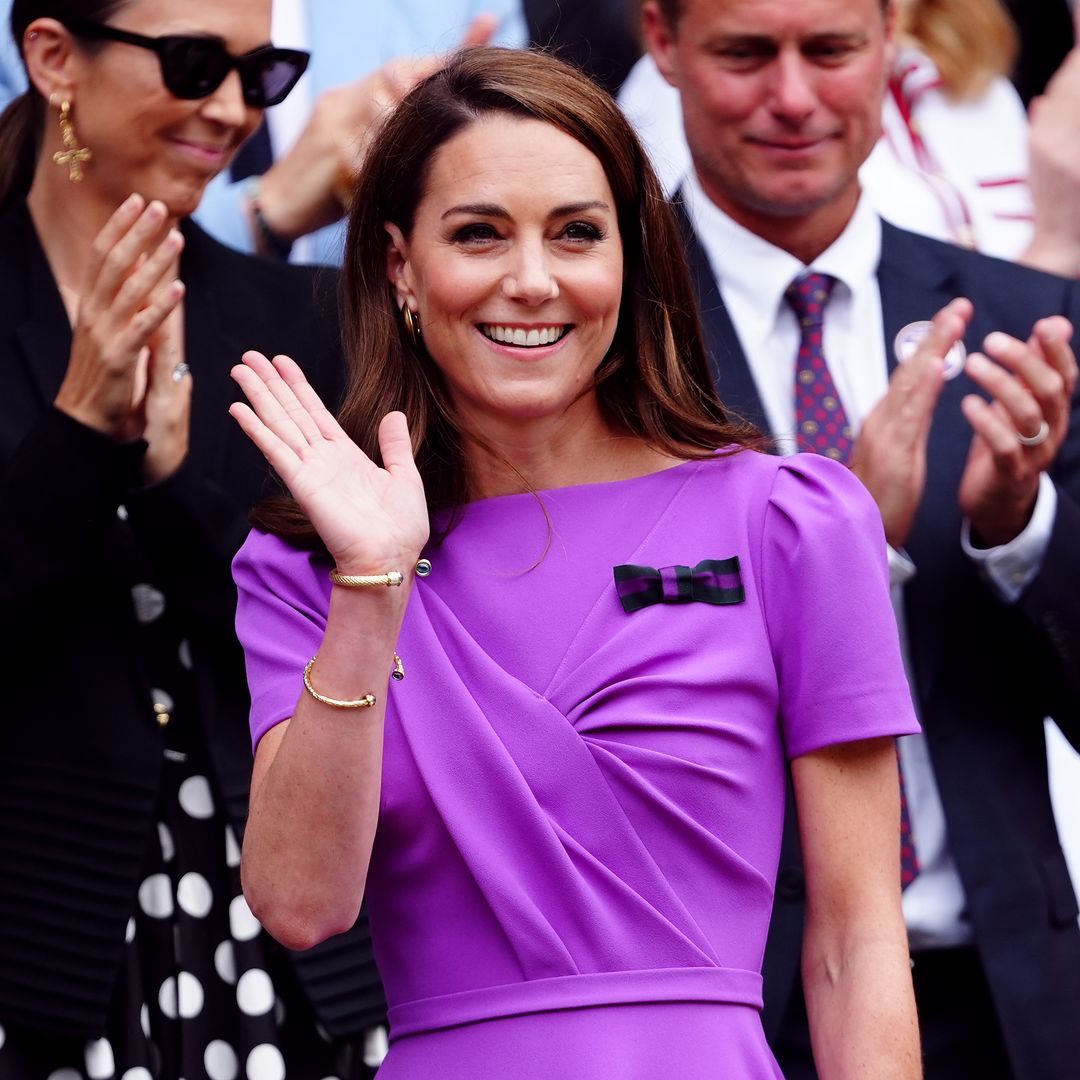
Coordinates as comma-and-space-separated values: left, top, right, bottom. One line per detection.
0, 737, 381, 1080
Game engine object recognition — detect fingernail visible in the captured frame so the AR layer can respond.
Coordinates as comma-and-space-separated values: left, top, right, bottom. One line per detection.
984, 332, 1009, 352
966, 353, 988, 373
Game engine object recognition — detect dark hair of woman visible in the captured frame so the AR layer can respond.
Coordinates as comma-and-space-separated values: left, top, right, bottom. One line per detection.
254, 46, 762, 548
0, 1, 126, 207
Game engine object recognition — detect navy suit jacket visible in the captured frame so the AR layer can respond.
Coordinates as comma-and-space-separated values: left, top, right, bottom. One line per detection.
680, 207, 1080, 1079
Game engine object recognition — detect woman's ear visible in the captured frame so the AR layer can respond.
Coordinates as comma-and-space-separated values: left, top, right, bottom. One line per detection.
384, 222, 417, 312
23, 18, 80, 103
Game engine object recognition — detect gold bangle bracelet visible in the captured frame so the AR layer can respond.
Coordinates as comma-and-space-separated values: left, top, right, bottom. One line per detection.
330, 569, 404, 588
303, 656, 376, 710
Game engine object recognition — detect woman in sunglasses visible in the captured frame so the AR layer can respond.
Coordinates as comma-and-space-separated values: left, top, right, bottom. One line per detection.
0, 2, 381, 1078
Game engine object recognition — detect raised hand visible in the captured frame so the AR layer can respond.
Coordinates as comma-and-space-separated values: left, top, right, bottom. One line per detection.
958, 316, 1078, 546
54, 195, 185, 438
850, 298, 972, 548
229, 351, 429, 571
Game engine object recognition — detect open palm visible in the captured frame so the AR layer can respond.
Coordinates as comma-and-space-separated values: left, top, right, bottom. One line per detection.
230, 351, 429, 571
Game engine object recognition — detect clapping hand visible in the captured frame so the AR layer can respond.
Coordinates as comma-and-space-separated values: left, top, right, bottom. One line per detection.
958, 317, 1078, 546
229, 352, 429, 572
55, 195, 186, 445
851, 298, 972, 548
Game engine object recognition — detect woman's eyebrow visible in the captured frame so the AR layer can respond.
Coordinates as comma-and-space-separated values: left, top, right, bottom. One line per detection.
442, 200, 611, 220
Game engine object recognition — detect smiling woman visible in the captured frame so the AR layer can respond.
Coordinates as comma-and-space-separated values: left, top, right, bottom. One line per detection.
0, 1, 382, 1078
228, 46, 922, 1080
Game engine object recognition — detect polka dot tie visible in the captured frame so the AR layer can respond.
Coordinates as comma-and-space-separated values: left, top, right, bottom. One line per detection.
784, 271, 921, 889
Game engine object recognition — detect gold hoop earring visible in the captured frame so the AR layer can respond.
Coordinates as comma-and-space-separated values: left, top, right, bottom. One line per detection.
52, 98, 92, 183
401, 303, 421, 347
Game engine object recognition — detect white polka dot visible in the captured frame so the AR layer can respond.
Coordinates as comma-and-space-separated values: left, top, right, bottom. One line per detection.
178, 775, 215, 818
178, 639, 194, 671
363, 1026, 389, 1067
131, 584, 166, 624
124, 917, 136, 943
236, 968, 274, 1016
138, 873, 174, 918
177, 872, 213, 918
205, 1040, 239, 1080
158, 822, 175, 862
122, 1070, 153, 1080
159, 976, 178, 1019
229, 894, 261, 941
46, 1071, 81, 1080
85, 1037, 115, 1079
178, 971, 204, 1018
214, 939, 237, 984
246, 1043, 285, 1080
224, 825, 242, 868
0, 1021, 5, 1049
116, 504, 129, 521
140, 1002, 150, 1038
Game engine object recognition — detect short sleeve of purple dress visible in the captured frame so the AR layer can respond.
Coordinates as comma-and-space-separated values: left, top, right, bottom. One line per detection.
233, 450, 919, 1079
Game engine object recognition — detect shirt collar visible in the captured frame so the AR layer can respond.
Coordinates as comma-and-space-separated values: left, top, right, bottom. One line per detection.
681, 167, 883, 328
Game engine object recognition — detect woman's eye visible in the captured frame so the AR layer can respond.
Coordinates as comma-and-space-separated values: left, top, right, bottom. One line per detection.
452, 223, 501, 244
562, 221, 604, 243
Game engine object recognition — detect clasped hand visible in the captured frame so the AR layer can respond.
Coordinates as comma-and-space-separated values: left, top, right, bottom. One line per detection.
229, 352, 430, 574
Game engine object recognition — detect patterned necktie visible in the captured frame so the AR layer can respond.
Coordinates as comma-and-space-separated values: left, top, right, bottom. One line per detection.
784, 271, 921, 889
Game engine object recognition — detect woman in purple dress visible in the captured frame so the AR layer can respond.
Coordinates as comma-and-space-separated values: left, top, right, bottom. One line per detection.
231, 47, 925, 1079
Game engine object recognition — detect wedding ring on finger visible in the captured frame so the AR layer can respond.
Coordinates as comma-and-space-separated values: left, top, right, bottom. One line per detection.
1016, 419, 1050, 447
171, 361, 191, 383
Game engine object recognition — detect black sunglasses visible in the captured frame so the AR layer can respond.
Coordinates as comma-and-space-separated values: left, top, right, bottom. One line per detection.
65, 21, 310, 108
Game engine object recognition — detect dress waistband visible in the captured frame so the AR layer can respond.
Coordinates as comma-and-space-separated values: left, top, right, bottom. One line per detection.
388, 965, 763, 1040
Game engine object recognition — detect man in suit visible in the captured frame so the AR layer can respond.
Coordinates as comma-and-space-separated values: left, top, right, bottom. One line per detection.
643, 1, 1080, 1077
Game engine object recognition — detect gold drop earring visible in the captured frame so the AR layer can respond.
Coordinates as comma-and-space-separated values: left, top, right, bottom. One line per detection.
51, 95, 92, 183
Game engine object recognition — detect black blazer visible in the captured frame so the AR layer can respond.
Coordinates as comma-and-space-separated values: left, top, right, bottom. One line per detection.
680, 206, 1080, 1079
0, 203, 382, 1039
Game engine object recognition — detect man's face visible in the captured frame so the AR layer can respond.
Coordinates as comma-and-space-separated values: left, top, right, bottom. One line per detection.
646, 0, 891, 239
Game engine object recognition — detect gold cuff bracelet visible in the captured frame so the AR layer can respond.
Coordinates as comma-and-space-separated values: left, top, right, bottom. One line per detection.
330, 569, 404, 588
303, 656, 376, 710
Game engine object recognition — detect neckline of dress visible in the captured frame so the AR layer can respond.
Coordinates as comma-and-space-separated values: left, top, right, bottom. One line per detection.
458, 453, 719, 509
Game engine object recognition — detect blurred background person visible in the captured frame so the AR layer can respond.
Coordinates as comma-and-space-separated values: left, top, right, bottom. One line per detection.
0, 1, 383, 1077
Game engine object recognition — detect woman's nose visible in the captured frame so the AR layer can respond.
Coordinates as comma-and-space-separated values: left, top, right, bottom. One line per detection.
501, 241, 559, 304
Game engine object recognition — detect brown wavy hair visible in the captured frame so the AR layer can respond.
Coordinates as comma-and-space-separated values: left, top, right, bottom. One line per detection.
0, 1, 127, 209
254, 47, 761, 549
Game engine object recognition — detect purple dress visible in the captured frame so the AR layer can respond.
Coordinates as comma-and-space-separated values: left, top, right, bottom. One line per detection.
234, 451, 920, 1078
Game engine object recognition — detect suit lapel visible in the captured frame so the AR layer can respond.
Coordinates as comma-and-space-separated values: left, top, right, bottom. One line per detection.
8, 205, 74, 411
179, 223, 247, 485
674, 196, 771, 436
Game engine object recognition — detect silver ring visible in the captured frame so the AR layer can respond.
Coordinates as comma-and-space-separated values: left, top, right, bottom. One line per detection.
1016, 419, 1050, 447
171, 361, 191, 383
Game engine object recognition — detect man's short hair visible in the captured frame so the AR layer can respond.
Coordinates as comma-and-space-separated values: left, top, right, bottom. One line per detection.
656, 0, 890, 30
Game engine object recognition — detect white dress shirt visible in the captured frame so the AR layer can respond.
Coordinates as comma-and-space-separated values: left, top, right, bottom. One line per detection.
681, 170, 1057, 947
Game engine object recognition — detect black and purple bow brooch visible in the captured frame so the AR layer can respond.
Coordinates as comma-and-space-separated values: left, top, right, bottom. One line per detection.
613, 557, 745, 614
